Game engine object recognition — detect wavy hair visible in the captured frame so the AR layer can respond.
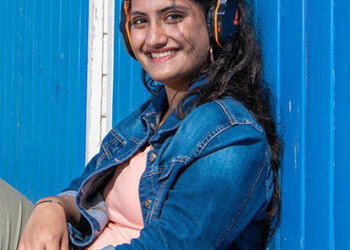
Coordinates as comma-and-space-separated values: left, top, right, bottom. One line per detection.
139, 0, 283, 246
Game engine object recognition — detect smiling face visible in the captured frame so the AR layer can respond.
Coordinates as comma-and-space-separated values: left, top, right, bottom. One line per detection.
129, 0, 210, 91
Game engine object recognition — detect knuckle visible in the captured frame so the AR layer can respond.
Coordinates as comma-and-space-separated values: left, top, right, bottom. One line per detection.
32, 226, 58, 242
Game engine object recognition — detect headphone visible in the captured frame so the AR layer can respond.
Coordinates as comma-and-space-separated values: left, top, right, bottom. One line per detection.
119, 0, 239, 59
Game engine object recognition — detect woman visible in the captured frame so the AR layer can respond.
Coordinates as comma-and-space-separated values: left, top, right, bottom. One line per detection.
3, 0, 282, 249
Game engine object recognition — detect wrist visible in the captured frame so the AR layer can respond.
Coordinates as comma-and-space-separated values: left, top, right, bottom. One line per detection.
35, 199, 64, 209
35, 197, 66, 215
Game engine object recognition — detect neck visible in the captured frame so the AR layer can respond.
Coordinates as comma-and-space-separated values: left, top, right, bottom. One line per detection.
156, 86, 186, 130
164, 86, 187, 111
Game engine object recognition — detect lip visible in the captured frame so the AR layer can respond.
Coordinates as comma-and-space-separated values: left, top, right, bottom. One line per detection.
145, 48, 180, 64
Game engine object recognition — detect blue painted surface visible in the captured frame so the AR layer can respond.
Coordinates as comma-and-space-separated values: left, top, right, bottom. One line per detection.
280, 0, 307, 248
259, 0, 349, 249
112, 0, 349, 249
305, 0, 335, 248
0, 0, 89, 202
259, 0, 307, 248
334, 0, 350, 248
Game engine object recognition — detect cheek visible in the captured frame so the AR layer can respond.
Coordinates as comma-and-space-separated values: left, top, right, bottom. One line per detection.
180, 20, 210, 54
130, 30, 144, 52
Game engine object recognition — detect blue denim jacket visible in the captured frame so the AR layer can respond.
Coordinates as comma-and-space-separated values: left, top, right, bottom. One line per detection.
59, 80, 273, 249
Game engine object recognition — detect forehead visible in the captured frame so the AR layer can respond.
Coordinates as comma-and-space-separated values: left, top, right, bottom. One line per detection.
130, 0, 196, 12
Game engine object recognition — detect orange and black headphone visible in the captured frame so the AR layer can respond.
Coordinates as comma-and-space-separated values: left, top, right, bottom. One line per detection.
119, 0, 239, 59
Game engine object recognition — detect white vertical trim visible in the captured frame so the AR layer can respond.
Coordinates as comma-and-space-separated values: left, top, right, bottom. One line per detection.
86, 0, 115, 164
86, 0, 104, 163
106, 0, 115, 132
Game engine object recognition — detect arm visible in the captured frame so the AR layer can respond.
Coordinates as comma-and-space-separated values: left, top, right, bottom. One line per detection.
18, 195, 77, 250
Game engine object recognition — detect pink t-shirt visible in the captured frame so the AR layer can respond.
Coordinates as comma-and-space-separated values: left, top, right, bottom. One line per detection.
85, 146, 151, 250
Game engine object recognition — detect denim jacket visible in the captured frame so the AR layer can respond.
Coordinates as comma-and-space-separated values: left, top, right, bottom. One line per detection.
59, 80, 273, 250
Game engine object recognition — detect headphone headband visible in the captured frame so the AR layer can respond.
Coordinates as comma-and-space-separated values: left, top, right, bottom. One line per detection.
119, 0, 239, 59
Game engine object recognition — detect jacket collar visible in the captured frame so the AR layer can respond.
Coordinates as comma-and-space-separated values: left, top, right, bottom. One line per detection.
144, 78, 207, 144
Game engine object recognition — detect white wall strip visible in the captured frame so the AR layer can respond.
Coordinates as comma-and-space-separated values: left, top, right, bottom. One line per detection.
86, 0, 115, 164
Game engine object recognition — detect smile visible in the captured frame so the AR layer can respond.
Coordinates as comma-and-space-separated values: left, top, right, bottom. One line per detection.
150, 50, 177, 59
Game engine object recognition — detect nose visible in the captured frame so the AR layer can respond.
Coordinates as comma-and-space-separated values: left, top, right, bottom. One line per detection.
145, 21, 167, 48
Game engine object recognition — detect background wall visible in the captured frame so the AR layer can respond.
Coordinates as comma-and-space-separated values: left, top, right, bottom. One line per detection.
112, 0, 350, 249
259, 0, 349, 249
0, 0, 89, 202
1, 0, 349, 249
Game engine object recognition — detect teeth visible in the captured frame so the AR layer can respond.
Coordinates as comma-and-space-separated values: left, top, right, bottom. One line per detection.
151, 50, 175, 58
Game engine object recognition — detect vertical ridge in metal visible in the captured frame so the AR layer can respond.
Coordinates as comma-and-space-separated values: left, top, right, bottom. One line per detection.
0, 0, 89, 203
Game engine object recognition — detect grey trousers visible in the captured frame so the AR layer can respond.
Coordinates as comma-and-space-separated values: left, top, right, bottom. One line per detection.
0, 178, 34, 250
0, 179, 78, 250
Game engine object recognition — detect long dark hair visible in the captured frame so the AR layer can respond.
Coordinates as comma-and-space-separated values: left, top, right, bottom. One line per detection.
140, 0, 282, 245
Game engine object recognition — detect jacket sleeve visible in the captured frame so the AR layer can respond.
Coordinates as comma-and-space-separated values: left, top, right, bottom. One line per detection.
102, 124, 273, 250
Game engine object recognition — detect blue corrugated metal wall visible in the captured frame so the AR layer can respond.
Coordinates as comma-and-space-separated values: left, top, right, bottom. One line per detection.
0, 0, 89, 202
113, 0, 350, 249
262, 0, 348, 248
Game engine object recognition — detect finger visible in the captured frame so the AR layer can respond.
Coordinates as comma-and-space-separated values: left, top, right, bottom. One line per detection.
17, 240, 28, 250
60, 234, 70, 250
30, 241, 45, 250
47, 242, 61, 250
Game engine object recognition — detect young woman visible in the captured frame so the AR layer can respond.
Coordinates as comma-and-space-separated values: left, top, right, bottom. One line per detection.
2, 0, 282, 249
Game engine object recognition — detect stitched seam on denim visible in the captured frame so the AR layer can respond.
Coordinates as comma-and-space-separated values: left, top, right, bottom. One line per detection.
97, 152, 106, 167
103, 144, 112, 159
214, 100, 237, 124
170, 155, 191, 164
194, 121, 233, 157
194, 121, 264, 158
264, 147, 272, 201
141, 168, 166, 179
102, 137, 125, 158
236, 118, 263, 133
110, 129, 127, 144
130, 136, 141, 145
104, 131, 127, 147
150, 172, 156, 194
214, 100, 263, 133
214, 154, 268, 248
149, 181, 167, 223
113, 138, 148, 160
145, 111, 161, 116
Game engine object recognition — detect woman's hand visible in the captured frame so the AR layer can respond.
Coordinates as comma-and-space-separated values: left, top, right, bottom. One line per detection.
18, 196, 78, 250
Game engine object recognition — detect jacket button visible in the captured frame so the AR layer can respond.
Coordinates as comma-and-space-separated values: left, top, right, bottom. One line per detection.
144, 199, 152, 210
149, 152, 157, 163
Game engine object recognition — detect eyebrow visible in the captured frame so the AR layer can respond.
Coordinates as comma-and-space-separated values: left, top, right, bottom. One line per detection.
130, 4, 190, 16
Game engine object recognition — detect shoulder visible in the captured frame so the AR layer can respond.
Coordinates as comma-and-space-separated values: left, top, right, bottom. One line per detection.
176, 98, 268, 159
184, 97, 263, 133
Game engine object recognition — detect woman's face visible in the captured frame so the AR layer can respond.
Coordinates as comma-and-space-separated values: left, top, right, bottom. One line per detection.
129, 0, 210, 90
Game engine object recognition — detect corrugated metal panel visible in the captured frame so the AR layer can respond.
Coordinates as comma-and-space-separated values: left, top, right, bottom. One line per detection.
334, 0, 350, 248
258, 0, 349, 249
0, 0, 89, 202
111, 0, 350, 248
305, 0, 335, 248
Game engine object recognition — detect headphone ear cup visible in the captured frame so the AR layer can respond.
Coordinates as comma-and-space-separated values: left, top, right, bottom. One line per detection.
119, 0, 136, 59
207, 5, 216, 47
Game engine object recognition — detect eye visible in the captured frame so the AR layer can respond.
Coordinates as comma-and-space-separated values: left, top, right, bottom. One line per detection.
131, 17, 147, 26
165, 12, 184, 23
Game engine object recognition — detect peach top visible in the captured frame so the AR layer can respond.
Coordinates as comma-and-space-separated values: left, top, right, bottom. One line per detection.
85, 146, 151, 250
